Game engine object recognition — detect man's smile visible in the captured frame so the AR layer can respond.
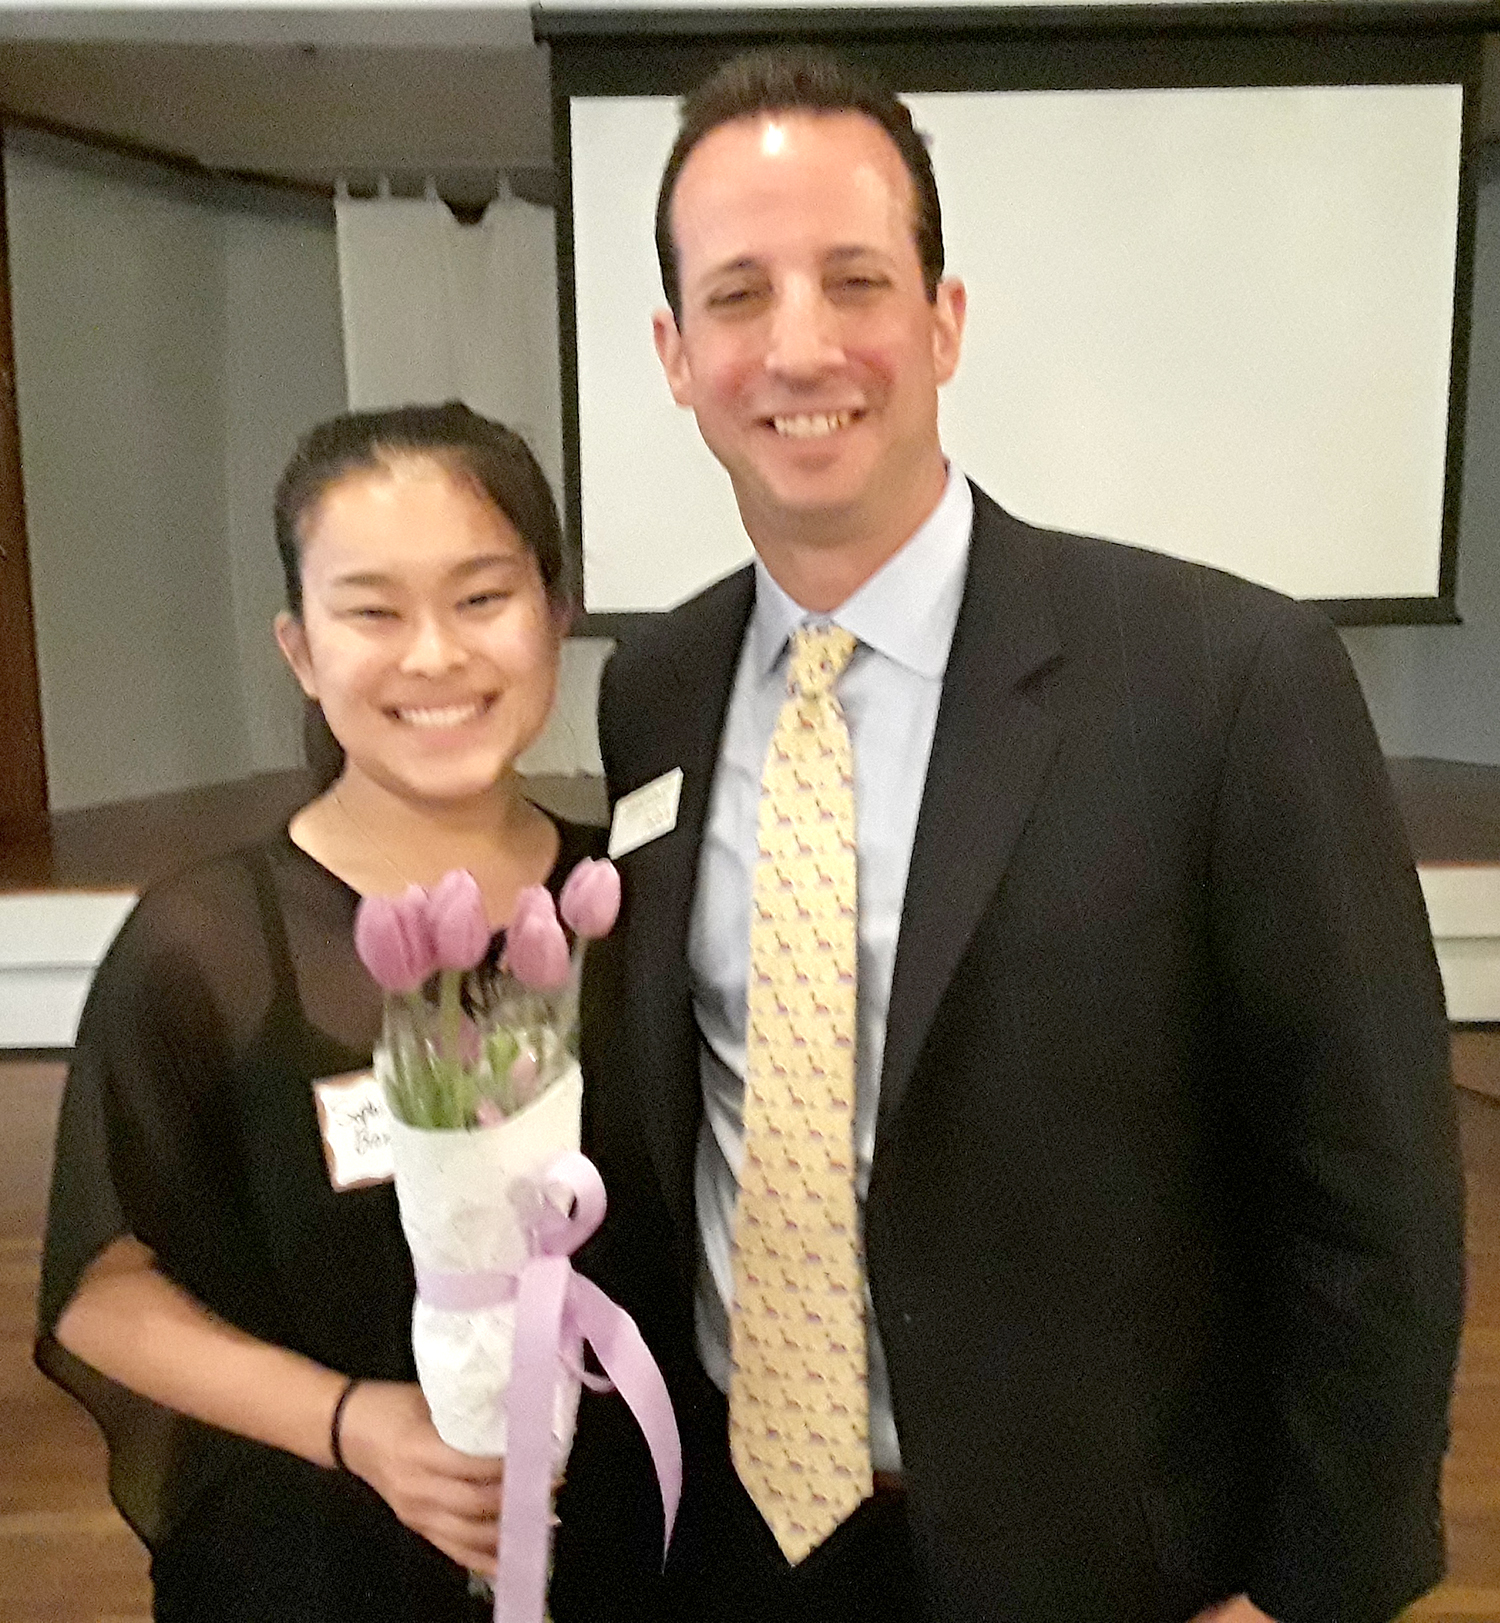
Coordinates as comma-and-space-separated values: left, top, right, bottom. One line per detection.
769, 409, 862, 439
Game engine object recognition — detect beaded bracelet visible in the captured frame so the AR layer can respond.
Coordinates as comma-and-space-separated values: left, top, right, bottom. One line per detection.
330, 1376, 362, 1474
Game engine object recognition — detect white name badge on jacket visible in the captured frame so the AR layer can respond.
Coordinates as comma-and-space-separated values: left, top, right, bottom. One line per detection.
313, 1071, 395, 1191
609, 768, 683, 858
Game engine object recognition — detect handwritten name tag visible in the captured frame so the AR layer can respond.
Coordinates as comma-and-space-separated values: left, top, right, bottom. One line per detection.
609, 768, 683, 859
313, 1071, 394, 1191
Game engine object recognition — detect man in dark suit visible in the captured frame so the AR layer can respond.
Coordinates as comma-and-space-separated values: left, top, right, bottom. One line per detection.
552, 48, 1464, 1623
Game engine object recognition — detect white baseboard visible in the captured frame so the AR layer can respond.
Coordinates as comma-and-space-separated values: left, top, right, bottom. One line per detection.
2, 865, 1497, 1050
0, 893, 136, 1048
1420, 866, 1500, 1023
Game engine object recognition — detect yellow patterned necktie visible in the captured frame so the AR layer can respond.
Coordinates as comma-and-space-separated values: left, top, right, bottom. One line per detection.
729, 622, 871, 1563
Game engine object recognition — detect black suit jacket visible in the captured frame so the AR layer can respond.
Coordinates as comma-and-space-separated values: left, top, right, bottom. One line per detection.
555, 486, 1464, 1623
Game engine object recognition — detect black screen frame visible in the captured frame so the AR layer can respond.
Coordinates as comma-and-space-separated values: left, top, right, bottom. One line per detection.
540, 3, 1489, 635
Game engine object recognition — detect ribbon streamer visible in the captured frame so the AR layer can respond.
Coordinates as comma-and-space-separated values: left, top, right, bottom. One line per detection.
416, 1152, 681, 1623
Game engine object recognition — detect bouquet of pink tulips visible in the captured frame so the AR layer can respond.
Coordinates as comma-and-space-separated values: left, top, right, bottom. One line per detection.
355, 860, 619, 1130
350, 857, 681, 1623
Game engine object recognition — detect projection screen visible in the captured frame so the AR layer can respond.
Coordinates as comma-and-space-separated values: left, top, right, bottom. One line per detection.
548, 14, 1481, 625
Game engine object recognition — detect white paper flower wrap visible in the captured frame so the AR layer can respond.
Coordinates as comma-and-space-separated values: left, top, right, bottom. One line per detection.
387, 1063, 584, 1462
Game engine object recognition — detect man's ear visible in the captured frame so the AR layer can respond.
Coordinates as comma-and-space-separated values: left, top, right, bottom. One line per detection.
274, 611, 318, 699
931, 277, 967, 387
652, 307, 695, 408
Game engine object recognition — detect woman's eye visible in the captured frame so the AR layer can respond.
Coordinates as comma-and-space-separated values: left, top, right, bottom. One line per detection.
350, 605, 398, 621
461, 590, 510, 610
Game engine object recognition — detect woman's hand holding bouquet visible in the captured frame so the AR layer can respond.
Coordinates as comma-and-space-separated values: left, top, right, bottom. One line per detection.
332, 1379, 507, 1576
354, 858, 677, 1622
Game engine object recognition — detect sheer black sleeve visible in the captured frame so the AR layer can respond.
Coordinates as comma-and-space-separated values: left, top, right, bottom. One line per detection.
35, 853, 279, 1543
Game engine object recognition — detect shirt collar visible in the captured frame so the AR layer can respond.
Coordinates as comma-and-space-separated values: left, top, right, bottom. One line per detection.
748, 466, 973, 682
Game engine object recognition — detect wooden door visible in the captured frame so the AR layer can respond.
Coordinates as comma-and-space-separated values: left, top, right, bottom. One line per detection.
0, 128, 48, 845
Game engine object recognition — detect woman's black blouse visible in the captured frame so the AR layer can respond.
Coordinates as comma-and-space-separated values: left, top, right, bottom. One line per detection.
35, 819, 603, 1551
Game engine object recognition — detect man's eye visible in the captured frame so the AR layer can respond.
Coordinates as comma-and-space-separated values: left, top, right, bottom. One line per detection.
831, 274, 886, 295
706, 286, 765, 310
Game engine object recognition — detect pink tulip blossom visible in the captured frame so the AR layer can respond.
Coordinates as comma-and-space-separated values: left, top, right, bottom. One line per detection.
354, 885, 438, 994
504, 885, 571, 991
475, 1099, 505, 1128
559, 858, 621, 940
506, 884, 555, 945
430, 869, 491, 972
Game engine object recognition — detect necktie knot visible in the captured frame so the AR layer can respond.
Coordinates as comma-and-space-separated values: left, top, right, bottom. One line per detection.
788, 624, 857, 703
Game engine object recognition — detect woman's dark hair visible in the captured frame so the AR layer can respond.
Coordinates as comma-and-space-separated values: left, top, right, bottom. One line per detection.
655, 47, 945, 320
274, 402, 568, 618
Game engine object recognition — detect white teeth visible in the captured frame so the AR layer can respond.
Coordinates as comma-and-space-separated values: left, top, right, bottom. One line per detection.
396, 702, 485, 728
773, 411, 853, 439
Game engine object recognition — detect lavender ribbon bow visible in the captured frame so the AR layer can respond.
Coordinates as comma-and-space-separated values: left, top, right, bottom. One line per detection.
415, 1152, 681, 1623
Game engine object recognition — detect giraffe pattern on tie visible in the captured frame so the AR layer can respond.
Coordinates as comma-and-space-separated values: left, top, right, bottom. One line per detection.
729, 623, 873, 1564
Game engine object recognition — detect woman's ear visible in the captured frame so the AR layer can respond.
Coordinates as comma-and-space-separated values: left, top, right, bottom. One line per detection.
274, 611, 318, 699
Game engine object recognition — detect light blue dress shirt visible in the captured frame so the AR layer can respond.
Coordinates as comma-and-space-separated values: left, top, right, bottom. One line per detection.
687, 467, 974, 1475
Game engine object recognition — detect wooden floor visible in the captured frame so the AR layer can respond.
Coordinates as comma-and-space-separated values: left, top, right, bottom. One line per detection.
1, 1058, 150, 1623
1409, 1073, 1500, 1623
1, 1056, 1497, 1620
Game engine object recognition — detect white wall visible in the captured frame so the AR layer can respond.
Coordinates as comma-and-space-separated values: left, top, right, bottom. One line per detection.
7, 143, 246, 810
223, 209, 347, 772
517, 635, 609, 776
5, 134, 346, 810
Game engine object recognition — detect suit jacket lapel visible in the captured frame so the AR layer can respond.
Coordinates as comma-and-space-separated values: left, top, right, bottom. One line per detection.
878, 489, 1064, 1140
621, 568, 755, 1246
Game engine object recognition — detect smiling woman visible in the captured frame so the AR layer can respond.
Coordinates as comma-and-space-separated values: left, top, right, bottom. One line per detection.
33, 404, 605, 1622
273, 410, 569, 896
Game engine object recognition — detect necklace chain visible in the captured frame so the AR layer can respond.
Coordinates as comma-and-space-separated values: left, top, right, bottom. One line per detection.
331, 786, 414, 889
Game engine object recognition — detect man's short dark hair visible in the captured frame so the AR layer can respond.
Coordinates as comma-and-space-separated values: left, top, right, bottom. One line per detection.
654, 47, 945, 320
